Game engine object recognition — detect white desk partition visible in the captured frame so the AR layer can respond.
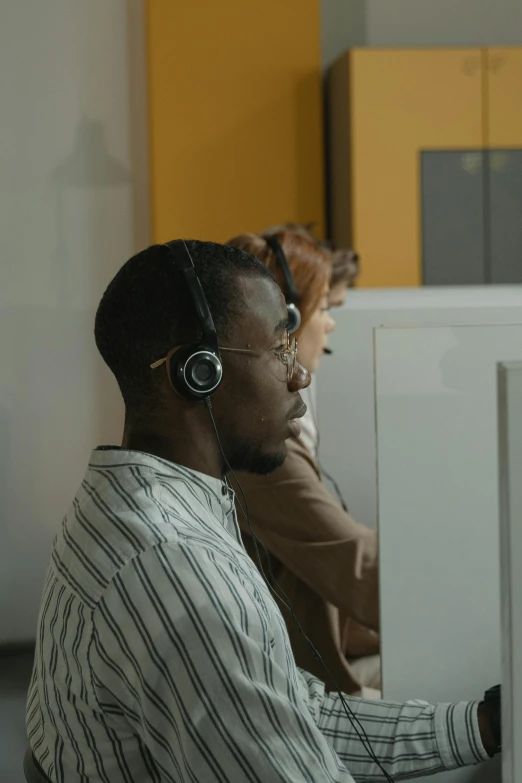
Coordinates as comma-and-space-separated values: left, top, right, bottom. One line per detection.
317, 288, 522, 530
374, 324, 522, 783
0, 0, 148, 644
498, 363, 522, 783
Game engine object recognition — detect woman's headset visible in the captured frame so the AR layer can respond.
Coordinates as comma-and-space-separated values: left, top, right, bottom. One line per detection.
162, 240, 223, 400
264, 235, 301, 334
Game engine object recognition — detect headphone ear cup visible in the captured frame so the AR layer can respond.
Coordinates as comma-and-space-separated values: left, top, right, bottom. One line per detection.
168, 344, 223, 400
286, 303, 301, 335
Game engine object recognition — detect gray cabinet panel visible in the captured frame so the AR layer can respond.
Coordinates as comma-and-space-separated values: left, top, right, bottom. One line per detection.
421, 150, 486, 285
489, 150, 522, 284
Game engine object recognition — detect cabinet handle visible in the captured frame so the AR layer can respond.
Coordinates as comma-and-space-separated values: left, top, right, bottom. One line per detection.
490, 151, 510, 172
460, 152, 482, 175
488, 54, 505, 73
461, 56, 481, 76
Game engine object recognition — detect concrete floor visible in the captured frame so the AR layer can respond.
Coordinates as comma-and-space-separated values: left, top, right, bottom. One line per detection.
0, 647, 34, 783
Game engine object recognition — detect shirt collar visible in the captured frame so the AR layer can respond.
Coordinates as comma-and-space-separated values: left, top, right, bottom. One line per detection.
90, 446, 232, 508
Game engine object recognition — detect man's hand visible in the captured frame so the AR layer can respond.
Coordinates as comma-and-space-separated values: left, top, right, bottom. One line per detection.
478, 685, 502, 756
477, 702, 498, 756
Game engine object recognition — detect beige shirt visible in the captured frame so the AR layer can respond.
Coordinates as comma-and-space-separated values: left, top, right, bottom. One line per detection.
232, 436, 379, 695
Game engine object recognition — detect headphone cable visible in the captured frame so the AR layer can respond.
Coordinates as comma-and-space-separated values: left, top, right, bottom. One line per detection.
204, 397, 394, 783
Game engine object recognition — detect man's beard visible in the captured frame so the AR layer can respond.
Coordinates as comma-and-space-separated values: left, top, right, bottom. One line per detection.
224, 437, 287, 476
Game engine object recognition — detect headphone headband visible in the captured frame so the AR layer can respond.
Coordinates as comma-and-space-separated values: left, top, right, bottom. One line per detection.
163, 240, 219, 355
162, 240, 222, 399
265, 235, 301, 334
265, 236, 299, 307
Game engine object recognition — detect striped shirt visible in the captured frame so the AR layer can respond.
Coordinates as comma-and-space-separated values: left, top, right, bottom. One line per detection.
26, 448, 489, 782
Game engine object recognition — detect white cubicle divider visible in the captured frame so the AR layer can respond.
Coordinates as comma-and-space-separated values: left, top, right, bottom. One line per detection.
497, 363, 522, 783
0, 0, 148, 644
374, 324, 522, 783
317, 288, 522, 530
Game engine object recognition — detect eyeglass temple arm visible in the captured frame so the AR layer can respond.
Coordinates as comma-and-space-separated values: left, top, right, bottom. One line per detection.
150, 357, 167, 369
150, 347, 256, 369
218, 347, 257, 355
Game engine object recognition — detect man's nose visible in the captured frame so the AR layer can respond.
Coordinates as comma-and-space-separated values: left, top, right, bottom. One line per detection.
288, 362, 311, 391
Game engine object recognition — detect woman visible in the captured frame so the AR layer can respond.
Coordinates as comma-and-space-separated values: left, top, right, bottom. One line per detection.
227, 228, 380, 697
258, 225, 359, 455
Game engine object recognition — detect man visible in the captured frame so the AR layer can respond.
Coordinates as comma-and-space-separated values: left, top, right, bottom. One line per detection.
26, 240, 498, 782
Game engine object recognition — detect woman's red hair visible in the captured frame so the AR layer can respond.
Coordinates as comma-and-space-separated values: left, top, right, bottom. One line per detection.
226, 229, 331, 336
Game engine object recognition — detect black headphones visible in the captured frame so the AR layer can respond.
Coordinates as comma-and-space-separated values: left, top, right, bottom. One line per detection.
163, 240, 223, 400
264, 236, 301, 334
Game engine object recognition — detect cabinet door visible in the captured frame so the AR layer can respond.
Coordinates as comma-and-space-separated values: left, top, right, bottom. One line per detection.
488, 150, 522, 284
421, 151, 486, 285
487, 48, 522, 148
349, 49, 483, 287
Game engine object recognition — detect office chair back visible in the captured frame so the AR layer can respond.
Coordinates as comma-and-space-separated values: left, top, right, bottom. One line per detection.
23, 749, 51, 783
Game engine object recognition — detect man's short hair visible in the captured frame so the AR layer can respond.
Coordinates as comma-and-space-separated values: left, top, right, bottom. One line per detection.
95, 240, 273, 413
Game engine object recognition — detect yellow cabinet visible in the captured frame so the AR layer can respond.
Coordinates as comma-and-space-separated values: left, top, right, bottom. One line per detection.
329, 48, 484, 288
329, 47, 522, 288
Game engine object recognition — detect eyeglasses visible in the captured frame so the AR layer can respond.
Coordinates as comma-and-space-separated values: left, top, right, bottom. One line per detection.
150, 334, 298, 382
220, 336, 298, 382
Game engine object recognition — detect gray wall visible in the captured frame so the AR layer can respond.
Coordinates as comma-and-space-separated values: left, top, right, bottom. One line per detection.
366, 0, 522, 47
0, 0, 149, 643
321, 0, 366, 67
322, 0, 522, 66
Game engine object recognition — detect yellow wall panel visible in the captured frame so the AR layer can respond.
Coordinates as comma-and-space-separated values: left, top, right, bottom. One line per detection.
347, 49, 484, 288
146, 0, 324, 244
487, 48, 522, 147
